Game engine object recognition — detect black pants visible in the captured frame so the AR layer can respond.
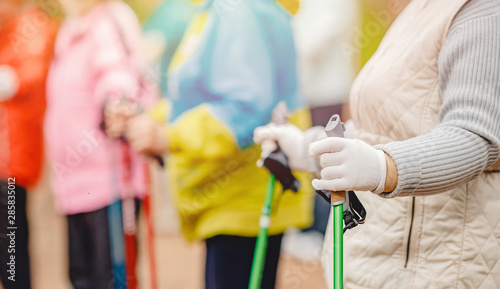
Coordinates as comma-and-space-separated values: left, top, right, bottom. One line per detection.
205, 234, 283, 289
67, 207, 114, 289
67, 200, 141, 289
0, 180, 31, 289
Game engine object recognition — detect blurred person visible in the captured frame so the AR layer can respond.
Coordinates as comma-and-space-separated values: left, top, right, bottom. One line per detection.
293, 0, 357, 125
138, 0, 197, 140
255, 0, 500, 288
44, 0, 152, 288
107, 0, 314, 288
0, 1, 58, 288
284, 0, 358, 260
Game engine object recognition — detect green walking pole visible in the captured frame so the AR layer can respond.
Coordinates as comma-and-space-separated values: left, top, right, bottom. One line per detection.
332, 193, 345, 289
248, 174, 276, 289
316, 187, 365, 289
248, 146, 300, 289
324, 115, 348, 289
317, 115, 366, 288
249, 102, 300, 289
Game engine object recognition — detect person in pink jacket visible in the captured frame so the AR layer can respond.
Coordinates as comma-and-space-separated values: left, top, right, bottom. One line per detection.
45, 1, 152, 288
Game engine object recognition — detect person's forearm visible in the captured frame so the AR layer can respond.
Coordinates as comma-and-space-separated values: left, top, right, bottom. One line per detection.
376, 126, 500, 198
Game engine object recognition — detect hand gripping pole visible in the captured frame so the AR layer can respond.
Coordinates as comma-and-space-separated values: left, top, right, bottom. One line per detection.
324, 115, 346, 289
315, 115, 366, 289
249, 103, 299, 289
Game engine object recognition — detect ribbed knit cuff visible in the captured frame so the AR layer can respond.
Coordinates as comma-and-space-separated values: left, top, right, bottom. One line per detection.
375, 142, 422, 198
374, 125, 499, 198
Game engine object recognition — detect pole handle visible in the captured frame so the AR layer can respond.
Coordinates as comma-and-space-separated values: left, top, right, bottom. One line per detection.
325, 114, 345, 138
325, 114, 347, 206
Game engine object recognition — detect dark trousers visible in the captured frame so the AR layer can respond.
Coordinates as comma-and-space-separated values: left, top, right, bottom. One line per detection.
205, 234, 283, 289
67, 207, 114, 289
67, 200, 141, 289
0, 180, 31, 289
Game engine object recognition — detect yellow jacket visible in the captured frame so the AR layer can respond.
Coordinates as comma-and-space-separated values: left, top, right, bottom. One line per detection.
149, 0, 312, 241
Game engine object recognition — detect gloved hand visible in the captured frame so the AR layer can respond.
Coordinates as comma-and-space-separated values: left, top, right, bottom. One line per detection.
125, 113, 168, 156
253, 123, 325, 173
0, 65, 19, 101
309, 137, 387, 194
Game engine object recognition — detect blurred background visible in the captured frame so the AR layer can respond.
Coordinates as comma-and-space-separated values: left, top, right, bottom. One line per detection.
0, 0, 410, 288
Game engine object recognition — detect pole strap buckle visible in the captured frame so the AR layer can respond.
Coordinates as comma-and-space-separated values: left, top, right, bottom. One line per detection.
316, 190, 367, 233
342, 191, 366, 233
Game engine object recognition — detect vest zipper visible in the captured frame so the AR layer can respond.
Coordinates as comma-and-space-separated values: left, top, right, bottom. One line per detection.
404, 197, 415, 268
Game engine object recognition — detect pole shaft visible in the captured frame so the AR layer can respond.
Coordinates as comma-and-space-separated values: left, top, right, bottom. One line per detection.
333, 204, 343, 289
249, 174, 276, 289
143, 193, 158, 289
121, 142, 137, 289
108, 200, 127, 289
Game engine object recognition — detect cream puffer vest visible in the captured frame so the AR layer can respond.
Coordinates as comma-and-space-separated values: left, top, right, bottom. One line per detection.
322, 0, 500, 288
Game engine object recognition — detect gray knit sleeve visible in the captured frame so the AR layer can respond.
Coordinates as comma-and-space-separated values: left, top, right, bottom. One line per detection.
375, 2, 500, 198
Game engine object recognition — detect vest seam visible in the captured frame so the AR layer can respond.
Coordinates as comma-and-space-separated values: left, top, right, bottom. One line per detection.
408, 196, 425, 288
455, 183, 468, 288
401, 197, 414, 268
421, 0, 469, 135
420, 74, 440, 135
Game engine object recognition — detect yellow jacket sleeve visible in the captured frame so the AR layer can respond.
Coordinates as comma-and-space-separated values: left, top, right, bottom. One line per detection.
167, 104, 240, 162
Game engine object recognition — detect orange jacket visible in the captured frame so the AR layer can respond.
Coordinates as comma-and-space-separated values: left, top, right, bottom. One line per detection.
0, 6, 58, 188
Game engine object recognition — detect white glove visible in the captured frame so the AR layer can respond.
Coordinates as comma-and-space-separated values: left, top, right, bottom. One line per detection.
253, 123, 325, 173
309, 137, 387, 194
0, 65, 19, 101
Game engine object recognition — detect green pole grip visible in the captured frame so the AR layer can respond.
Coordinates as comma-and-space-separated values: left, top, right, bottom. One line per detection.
249, 174, 276, 289
333, 203, 343, 289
